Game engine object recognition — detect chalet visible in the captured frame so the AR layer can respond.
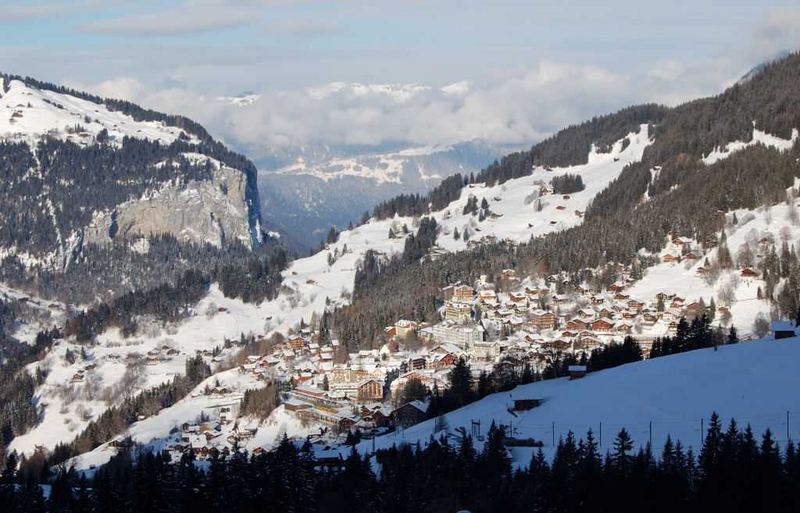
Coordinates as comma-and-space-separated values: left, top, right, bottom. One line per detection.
576, 336, 601, 351
551, 339, 572, 351
627, 299, 643, 310
530, 310, 556, 330
590, 318, 615, 333
642, 312, 659, 325
614, 322, 633, 334
409, 357, 427, 370
566, 318, 589, 331
357, 379, 383, 402
683, 302, 705, 318
284, 399, 312, 412
453, 285, 475, 301
479, 290, 498, 303
598, 308, 614, 319
509, 292, 527, 303
391, 401, 429, 428
432, 352, 459, 369
513, 398, 543, 411
740, 268, 759, 278
607, 283, 625, 293
568, 365, 587, 380
288, 336, 305, 351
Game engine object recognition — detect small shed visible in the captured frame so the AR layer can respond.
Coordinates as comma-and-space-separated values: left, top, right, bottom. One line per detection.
568, 365, 587, 380
513, 398, 543, 411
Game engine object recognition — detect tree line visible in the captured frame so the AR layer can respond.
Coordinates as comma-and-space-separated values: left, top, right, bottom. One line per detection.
2, 411, 799, 513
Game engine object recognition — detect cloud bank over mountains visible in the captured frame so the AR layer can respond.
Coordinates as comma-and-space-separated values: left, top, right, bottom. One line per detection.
67, 58, 743, 163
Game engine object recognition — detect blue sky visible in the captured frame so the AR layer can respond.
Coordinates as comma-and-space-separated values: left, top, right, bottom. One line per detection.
2, 1, 799, 154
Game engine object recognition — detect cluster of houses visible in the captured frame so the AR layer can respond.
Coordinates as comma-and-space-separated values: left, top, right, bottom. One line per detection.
227, 259, 737, 438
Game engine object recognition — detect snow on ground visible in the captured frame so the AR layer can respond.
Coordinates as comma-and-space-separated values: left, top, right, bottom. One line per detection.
0, 282, 67, 345
275, 145, 455, 185
702, 125, 798, 165
628, 196, 800, 336
0, 78, 196, 146
6, 218, 407, 456
67, 367, 318, 472
355, 337, 800, 464
431, 125, 651, 252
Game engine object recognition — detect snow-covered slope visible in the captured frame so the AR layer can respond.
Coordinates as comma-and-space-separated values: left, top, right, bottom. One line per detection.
6, 217, 406, 455
432, 125, 651, 251
357, 337, 800, 463
702, 125, 798, 165
0, 77, 194, 146
66, 368, 320, 472
0, 74, 264, 277
628, 195, 800, 335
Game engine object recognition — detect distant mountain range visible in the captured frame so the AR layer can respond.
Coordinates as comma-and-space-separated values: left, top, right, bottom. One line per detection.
257, 140, 508, 250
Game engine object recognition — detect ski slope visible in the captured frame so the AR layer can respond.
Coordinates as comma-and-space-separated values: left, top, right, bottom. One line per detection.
357, 337, 800, 464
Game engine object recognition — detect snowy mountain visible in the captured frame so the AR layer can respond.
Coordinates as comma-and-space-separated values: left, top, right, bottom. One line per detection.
0, 73, 268, 302
258, 140, 504, 249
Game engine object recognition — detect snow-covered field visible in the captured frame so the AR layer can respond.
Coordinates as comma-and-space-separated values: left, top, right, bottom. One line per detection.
431, 125, 651, 252
357, 336, 800, 464
0, 77, 196, 146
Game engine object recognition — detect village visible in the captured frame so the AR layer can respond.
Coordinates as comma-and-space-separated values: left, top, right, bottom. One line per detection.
62, 226, 773, 469
200, 234, 763, 449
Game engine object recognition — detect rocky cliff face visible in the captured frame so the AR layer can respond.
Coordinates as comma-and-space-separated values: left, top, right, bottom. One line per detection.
86, 163, 257, 249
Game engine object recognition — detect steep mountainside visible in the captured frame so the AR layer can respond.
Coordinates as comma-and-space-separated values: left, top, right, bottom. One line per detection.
0, 74, 271, 302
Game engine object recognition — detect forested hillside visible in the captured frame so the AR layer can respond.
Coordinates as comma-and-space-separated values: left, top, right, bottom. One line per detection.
328, 52, 800, 350
0, 73, 285, 304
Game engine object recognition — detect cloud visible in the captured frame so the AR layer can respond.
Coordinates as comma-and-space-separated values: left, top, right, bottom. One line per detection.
0, 3, 66, 22
66, 56, 753, 167
754, 7, 800, 56
70, 61, 652, 159
79, 10, 251, 35
271, 19, 340, 36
